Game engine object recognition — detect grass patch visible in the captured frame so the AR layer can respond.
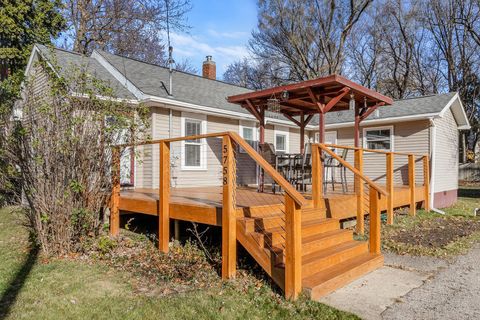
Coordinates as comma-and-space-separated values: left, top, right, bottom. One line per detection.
0, 207, 358, 320
382, 192, 480, 257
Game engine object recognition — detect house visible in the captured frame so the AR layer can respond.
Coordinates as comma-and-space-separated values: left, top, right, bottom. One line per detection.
24, 44, 471, 299
25, 44, 469, 209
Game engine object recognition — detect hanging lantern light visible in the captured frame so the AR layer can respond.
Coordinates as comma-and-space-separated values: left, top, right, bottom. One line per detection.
267, 93, 281, 114
280, 90, 289, 101
349, 93, 355, 110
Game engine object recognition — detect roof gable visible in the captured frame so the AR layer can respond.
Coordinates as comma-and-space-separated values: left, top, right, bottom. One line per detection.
30, 44, 136, 100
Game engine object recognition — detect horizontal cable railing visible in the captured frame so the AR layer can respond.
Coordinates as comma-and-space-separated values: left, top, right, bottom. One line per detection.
322, 144, 430, 225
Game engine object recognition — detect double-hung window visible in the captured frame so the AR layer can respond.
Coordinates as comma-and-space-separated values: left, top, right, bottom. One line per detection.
182, 113, 207, 170
274, 126, 289, 153
363, 126, 393, 151
239, 121, 257, 152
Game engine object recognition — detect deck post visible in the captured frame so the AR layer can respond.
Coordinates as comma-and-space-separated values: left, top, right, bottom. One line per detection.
311, 144, 323, 208
369, 188, 381, 254
222, 135, 236, 279
408, 154, 416, 216
285, 194, 302, 300
423, 155, 430, 212
110, 147, 121, 236
354, 148, 364, 234
159, 141, 170, 253
386, 152, 394, 225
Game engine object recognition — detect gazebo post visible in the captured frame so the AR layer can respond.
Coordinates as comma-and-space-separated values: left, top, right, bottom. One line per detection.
259, 107, 265, 192
354, 103, 361, 147
300, 113, 305, 154
318, 112, 325, 143
259, 107, 265, 145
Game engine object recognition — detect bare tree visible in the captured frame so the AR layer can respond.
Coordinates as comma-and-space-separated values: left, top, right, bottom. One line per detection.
223, 58, 284, 90
64, 0, 191, 65
425, 0, 480, 153
249, 0, 372, 82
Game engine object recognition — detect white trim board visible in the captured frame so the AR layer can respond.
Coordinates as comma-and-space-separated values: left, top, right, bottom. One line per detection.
91, 50, 145, 99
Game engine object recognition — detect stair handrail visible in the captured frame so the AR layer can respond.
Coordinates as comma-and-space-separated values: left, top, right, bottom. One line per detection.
315, 143, 387, 196
228, 131, 307, 207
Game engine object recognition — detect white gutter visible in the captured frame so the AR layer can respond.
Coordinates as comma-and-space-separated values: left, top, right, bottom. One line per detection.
142, 95, 301, 129
428, 117, 445, 215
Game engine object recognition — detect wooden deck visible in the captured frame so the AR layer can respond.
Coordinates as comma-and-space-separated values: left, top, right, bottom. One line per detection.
119, 184, 426, 222
111, 133, 430, 300
120, 187, 286, 226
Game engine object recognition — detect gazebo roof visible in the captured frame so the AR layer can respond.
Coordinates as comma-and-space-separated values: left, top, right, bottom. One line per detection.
227, 74, 393, 116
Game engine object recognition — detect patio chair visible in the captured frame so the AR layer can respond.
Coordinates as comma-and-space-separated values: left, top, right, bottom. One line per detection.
259, 143, 278, 192
293, 143, 312, 191
324, 148, 349, 193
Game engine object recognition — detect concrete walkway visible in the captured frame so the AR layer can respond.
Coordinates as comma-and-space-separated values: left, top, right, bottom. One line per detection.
318, 245, 480, 320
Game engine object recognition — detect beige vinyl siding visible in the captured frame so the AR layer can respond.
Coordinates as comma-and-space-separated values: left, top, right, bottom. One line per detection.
311, 120, 430, 186
134, 109, 157, 188
171, 113, 236, 188
434, 109, 459, 192
150, 107, 170, 188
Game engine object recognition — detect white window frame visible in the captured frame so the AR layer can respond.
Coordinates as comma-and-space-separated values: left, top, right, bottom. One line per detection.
181, 112, 207, 170
274, 126, 289, 153
362, 125, 394, 152
315, 131, 337, 145
239, 120, 257, 152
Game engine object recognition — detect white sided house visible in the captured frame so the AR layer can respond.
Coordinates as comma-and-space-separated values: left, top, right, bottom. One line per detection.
26, 45, 470, 209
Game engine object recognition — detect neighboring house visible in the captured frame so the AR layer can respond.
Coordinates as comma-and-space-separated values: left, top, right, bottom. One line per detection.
25, 44, 470, 208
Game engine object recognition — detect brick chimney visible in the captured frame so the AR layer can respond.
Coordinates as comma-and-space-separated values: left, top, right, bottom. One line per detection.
202, 55, 216, 80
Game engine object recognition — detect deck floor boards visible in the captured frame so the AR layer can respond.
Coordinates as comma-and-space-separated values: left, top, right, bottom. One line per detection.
120, 184, 425, 221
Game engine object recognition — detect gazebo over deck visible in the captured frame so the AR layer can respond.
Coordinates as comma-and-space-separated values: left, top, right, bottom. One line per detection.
227, 74, 393, 151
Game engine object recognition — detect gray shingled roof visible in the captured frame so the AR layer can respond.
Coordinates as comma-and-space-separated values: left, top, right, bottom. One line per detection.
95, 50, 252, 114
38, 45, 458, 126
36, 44, 135, 100
312, 92, 458, 126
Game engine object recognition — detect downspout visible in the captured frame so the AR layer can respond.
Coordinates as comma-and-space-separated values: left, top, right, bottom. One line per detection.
429, 117, 445, 215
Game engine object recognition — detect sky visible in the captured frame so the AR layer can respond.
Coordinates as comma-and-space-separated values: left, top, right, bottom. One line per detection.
170, 0, 257, 79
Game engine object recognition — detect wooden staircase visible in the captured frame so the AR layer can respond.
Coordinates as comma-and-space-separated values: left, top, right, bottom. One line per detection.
236, 204, 383, 300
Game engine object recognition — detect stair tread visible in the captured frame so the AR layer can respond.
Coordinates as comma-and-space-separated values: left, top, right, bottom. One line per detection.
303, 253, 383, 288
263, 218, 337, 235
302, 229, 352, 245
240, 208, 328, 222
302, 240, 367, 265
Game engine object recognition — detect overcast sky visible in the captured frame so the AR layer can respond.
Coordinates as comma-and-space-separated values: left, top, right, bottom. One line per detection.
171, 0, 257, 78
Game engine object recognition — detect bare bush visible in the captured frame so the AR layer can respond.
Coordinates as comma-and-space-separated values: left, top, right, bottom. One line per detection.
9, 59, 149, 255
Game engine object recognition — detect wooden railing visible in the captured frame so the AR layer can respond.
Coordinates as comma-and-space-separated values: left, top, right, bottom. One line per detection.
312, 143, 388, 254
317, 143, 430, 232
110, 131, 307, 300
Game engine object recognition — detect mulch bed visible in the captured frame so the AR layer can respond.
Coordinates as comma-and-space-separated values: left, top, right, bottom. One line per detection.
387, 216, 480, 248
